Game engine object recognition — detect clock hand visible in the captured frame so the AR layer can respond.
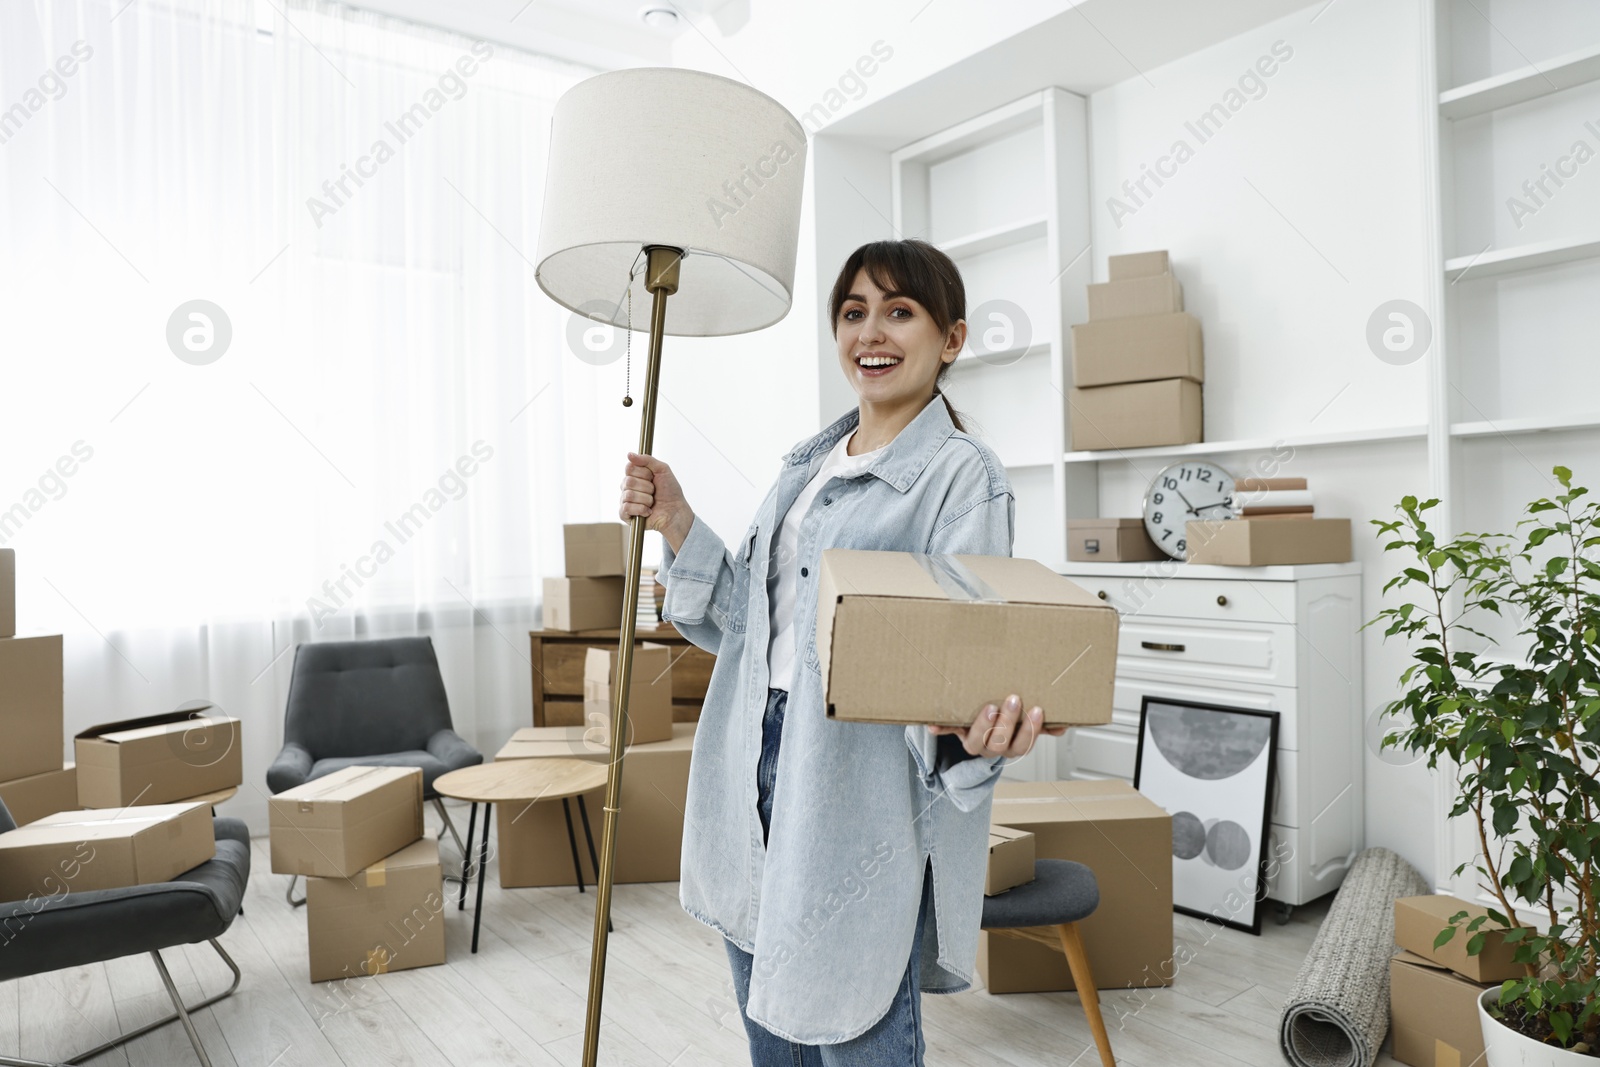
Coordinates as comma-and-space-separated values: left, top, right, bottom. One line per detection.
1172, 487, 1199, 515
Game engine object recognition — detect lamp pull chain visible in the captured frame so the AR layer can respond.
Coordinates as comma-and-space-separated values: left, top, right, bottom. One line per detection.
622, 283, 633, 407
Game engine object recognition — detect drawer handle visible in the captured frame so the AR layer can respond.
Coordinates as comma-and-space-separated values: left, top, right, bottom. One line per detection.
1140, 640, 1186, 652
1216, 594, 1228, 606
1096, 590, 1108, 600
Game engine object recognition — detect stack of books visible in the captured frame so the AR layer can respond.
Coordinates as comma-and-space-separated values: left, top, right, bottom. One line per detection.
636, 566, 659, 628
1233, 476, 1313, 519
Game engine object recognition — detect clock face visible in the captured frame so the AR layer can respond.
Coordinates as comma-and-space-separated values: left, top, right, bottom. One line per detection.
1143, 460, 1235, 560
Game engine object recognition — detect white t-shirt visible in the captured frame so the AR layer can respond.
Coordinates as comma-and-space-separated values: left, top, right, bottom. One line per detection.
766, 432, 885, 692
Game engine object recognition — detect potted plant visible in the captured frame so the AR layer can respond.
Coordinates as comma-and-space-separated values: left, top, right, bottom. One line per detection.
1367, 466, 1600, 1061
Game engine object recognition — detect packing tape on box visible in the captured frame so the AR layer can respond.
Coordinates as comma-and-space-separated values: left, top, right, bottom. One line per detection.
366, 859, 386, 888
1434, 1040, 1460, 1067
33, 812, 182, 830
365, 946, 390, 975
909, 553, 1005, 604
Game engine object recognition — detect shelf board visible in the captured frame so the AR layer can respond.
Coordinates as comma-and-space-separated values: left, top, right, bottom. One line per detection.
1440, 42, 1600, 120
1450, 411, 1600, 438
1444, 234, 1600, 281
936, 216, 1048, 260
889, 92, 1044, 167
1063, 424, 1426, 463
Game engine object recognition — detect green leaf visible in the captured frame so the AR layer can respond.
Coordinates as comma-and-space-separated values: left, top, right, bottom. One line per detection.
1434, 926, 1456, 949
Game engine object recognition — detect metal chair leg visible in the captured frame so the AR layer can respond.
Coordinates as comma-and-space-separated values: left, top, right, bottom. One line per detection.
433, 797, 466, 856
0, 938, 243, 1067
285, 874, 305, 908
150, 948, 212, 1067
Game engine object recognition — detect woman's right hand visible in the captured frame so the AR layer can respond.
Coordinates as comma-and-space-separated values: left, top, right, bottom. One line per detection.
620, 451, 695, 554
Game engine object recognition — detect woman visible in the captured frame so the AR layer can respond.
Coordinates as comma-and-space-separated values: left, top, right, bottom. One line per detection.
618, 239, 1063, 1065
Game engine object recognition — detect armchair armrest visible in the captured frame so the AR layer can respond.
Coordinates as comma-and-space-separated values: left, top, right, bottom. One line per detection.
425, 729, 483, 772
265, 742, 314, 794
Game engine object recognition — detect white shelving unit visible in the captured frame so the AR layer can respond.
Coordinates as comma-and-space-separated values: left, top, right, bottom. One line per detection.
887, 87, 1096, 574
1427, 0, 1600, 901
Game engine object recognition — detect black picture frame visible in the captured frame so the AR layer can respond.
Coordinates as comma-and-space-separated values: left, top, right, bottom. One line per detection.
1133, 695, 1280, 936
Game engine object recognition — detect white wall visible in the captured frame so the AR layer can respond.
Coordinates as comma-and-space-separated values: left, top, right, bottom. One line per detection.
661, 0, 1599, 892
1086, 2, 1444, 878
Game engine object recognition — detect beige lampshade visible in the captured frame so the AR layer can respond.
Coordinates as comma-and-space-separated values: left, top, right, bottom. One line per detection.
535, 67, 807, 337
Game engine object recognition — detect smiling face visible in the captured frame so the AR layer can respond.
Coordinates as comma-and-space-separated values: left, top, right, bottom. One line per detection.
835, 267, 964, 408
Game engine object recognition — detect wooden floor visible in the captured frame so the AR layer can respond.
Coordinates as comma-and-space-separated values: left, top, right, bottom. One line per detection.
0, 817, 1405, 1066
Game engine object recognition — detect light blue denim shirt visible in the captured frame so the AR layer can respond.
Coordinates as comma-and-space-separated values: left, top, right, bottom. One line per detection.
659, 393, 1016, 1044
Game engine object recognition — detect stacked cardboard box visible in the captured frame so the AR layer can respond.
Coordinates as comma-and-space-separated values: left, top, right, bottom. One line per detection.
985, 825, 1035, 896
305, 833, 446, 983
1185, 474, 1353, 566
0, 549, 74, 827
1069, 251, 1203, 451
583, 643, 673, 745
1389, 895, 1524, 1067
494, 723, 694, 887
75, 706, 243, 807
544, 523, 629, 631
1066, 518, 1164, 562
270, 766, 444, 983
984, 780, 1172, 994
0, 801, 215, 900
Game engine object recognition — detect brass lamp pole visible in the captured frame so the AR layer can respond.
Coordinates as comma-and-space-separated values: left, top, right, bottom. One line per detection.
531, 66, 804, 1067
581, 245, 678, 1067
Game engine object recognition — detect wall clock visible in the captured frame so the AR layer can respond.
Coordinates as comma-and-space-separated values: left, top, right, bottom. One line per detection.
1142, 460, 1235, 560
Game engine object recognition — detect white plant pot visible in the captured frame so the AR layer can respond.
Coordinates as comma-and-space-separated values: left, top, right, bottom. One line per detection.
1479, 988, 1595, 1065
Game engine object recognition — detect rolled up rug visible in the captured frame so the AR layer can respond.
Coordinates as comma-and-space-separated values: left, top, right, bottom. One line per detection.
1279, 847, 1430, 1067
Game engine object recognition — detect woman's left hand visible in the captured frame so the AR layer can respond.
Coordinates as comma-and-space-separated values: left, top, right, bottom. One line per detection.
926, 694, 1066, 759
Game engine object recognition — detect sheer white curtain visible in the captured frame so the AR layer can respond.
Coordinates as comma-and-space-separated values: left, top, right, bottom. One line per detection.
0, 0, 615, 828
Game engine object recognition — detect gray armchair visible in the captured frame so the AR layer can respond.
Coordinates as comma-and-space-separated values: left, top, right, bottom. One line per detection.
0, 798, 250, 1067
266, 636, 482, 900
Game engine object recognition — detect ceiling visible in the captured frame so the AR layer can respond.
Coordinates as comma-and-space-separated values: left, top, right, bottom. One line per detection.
333, 0, 745, 71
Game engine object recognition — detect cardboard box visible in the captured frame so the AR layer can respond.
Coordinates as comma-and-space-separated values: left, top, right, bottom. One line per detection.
1069, 379, 1202, 452
1390, 950, 1491, 1067
495, 723, 694, 887
1067, 519, 1164, 562
306, 834, 446, 983
1108, 250, 1170, 280
270, 766, 424, 879
1086, 273, 1183, 320
0, 548, 13, 639
1184, 517, 1352, 566
986, 825, 1035, 896
564, 522, 629, 577
543, 576, 625, 632
817, 550, 1117, 727
0, 763, 77, 826
1394, 894, 1522, 983
984, 780, 1172, 993
75, 707, 243, 808
583, 642, 673, 745
0, 801, 214, 900
0, 634, 63, 784
1072, 312, 1203, 388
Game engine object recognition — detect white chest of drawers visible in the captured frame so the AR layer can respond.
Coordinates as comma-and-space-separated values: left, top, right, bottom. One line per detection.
1052, 559, 1364, 911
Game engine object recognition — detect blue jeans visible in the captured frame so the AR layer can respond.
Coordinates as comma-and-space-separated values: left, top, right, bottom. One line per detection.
723, 687, 931, 1065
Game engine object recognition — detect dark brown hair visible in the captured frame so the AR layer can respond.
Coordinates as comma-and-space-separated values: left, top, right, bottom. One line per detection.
827, 239, 966, 432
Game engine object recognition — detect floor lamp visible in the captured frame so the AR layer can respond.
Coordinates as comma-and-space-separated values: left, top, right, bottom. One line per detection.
533, 68, 806, 1066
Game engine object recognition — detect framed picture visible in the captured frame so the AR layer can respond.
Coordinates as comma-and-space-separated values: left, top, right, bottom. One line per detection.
1133, 696, 1279, 935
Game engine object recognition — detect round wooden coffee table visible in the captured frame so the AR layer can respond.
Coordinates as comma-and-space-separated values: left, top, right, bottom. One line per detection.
433, 759, 610, 953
